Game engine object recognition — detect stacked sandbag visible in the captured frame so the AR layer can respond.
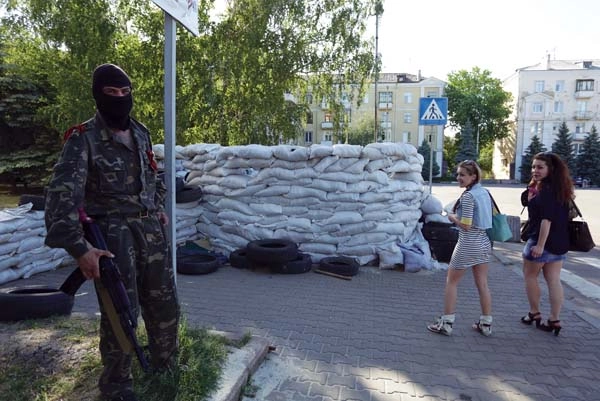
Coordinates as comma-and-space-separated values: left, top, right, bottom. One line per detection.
0, 204, 75, 284
155, 142, 435, 269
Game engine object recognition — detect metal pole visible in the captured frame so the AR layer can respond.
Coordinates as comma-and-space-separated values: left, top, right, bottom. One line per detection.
374, 12, 379, 143
429, 126, 434, 193
164, 14, 177, 281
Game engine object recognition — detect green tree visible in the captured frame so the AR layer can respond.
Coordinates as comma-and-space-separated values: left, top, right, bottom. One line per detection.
445, 67, 512, 155
418, 139, 440, 180
442, 134, 457, 178
478, 142, 494, 178
347, 116, 376, 146
520, 134, 546, 183
551, 121, 576, 174
455, 120, 477, 164
576, 124, 600, 185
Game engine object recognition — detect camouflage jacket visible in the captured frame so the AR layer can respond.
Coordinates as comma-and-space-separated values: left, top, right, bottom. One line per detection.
45, 113, 165, 259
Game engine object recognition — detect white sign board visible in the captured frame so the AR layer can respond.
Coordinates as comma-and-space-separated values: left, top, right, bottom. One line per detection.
152, 0, 199, 36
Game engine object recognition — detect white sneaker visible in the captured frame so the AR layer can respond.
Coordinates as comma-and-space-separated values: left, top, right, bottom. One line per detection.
473, 315, 492, 336
427, 315, 454, 336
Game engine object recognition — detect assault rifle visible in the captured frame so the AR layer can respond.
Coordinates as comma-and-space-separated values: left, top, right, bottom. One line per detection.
60, 209, 150, 372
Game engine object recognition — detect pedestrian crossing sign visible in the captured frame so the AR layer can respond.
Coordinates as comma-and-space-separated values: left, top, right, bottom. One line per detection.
419, 97, 448, 125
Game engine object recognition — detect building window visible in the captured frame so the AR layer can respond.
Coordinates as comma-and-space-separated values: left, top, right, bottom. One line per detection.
306, 111, 313, 124
324, 113, 332, 122
576, 79, 594, 91
404, 92, 412, 103
553, 101, 563, 113
573, 143, 583, 155
324, 133, 332, 141
532, 102, 543, 113
305, 93, 313, 104
575, 124, 584, 133
534, 80, 545, 92
555, 80, 564, 92
379, 91, 393, 103
426, 90, 438, 98
402, 131, 411, 143
577, 101, 588, 112
305, 131, 312, 143
530, 122, 542, 136
403, 112, 412, 123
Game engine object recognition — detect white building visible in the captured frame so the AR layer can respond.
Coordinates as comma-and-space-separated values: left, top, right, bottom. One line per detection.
494, 58, 600, 181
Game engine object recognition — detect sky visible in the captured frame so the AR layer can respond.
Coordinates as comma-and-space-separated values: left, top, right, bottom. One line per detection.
370, 0, 600, 81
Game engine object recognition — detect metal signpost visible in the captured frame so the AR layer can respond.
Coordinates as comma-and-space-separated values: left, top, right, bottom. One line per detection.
151, 0, 199, 279
418, 97, 448, 192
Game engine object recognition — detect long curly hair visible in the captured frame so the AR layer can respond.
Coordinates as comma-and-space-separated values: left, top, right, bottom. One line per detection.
529, 152, 574, 204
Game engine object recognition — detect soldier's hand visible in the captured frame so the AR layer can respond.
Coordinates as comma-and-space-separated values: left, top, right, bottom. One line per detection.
77, 248, 114, 280
157, 211, 169, 226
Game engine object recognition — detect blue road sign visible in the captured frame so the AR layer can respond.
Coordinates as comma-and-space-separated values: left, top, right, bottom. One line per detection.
419, 97, 448, 125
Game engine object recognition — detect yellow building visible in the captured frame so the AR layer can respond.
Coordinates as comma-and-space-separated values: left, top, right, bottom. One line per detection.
300, 72, 447, 174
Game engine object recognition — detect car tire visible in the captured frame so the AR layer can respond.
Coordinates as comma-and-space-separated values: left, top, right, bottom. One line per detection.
177, 254, 220, 275
18, 194, 46, 211
0, 286, 74, 322
176, 186, 203, 203
246, 239, 298, 265
275, 253, 313, 274
229, 248, 250, 269
319, 256, 359, 277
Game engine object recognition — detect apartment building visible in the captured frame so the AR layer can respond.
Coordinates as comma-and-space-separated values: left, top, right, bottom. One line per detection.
495, 58, 600, 180
300, 73, 447, 175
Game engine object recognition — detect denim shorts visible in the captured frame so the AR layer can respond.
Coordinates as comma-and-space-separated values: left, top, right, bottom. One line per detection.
522, 239, 566, 263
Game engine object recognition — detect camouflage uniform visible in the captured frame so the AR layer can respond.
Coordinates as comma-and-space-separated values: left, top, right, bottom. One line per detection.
45, 113, 180, 399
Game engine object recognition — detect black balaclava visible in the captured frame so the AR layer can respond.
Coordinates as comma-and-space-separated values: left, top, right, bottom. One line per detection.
92, 63, 133, 130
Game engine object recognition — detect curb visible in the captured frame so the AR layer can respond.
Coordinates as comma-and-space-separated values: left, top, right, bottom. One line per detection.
207, 335, 272, 401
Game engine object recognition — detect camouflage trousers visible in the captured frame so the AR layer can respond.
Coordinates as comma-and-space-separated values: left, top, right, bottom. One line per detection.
94, 213, 180, 399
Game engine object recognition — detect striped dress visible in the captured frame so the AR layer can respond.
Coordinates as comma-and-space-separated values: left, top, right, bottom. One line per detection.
449, 191, 492, 269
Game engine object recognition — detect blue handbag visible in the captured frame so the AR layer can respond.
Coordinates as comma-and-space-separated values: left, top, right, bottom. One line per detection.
487, 192, 512, 242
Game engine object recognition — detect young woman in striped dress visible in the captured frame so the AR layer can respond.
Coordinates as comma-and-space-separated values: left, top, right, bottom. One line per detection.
427, 160, 494, 336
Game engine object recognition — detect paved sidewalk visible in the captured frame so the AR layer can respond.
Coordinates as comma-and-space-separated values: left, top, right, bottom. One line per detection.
10, 243, 600, 401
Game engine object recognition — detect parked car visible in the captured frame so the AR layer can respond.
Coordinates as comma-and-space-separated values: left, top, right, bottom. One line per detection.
574, 177, 590, 188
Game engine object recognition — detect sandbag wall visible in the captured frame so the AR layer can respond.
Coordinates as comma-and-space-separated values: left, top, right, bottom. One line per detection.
0, 206, 76, 285
156, 142, 428, 266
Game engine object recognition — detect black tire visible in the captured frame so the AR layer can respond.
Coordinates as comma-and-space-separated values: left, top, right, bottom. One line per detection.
177, 254, 220, 275
246, 239, 298, 265
275, 253, 312, 274
319, 256, 359, 277
229, 248, 249, 269
18, 194, 46, 211
0, 286, 74, 322
176, 186, 203, 203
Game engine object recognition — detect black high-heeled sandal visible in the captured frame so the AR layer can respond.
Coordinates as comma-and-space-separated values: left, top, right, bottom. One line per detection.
539, 319, 561, 336
521, 311, 541, 327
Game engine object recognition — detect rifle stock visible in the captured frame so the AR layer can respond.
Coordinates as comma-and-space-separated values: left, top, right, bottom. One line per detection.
78, 209, 150, 372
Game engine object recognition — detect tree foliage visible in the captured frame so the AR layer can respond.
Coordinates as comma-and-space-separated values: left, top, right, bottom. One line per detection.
455, 120, 477, 164
519, 134, 546, 183
418, 139, 440, 180
445, 67, 512, 153
575, 124, 600, 185
442, 134, 457, 178
551, 121, 576, 175
0, 0, 378, 146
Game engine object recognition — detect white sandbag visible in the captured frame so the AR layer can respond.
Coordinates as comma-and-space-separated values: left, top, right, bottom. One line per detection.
333, 221, 378, 237
215, 198, 254, 215
307, 178, 347, 193
10, 227, 46, 243
361, 145, 385, 160
299, 242, 337, 255
319, 211, 363, 226
324, 157, 360, 173
345, 232, 389, 246
0, 268, 20, 285
334, 202, 366, 212
365, 158, 392, 173
286, 187, 327, 201
312, 155, 339, 173
332, 144, 362, 158
359, 192, 393, 203
363, 171, 389, 185
271, 159, 308, 170
217, 210, 260, 225
272, 145, 309, 161
362, 211, 393, 221
0, 253, 26, 272
377, 243, 404, 269
421, 194, 444, 214
337, 243, 374, 256
386, 159, 412, 173
319, 171, 363, 184
0, 241, 19, 256
326, 192, 360, 202
23, 257, 64, 278
250, 167, 296, 183
254, 185, 291, 197
237, 144, 273, 159
249, 202, 283, 216
0, 232, 12, 244
375, 222, 407, 235
176, 217, 198, 231
273, 229, 316, 243
218, 175, 250, 189
346, 180, 381, 194
305, 209, 334, 221
281, 205, 308, 216
176, 207, 202, 218
308, 144, 334, 159
391, 172, 424, 183
424, 213, 452, 224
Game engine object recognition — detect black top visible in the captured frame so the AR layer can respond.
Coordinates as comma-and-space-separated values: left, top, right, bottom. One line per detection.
526, 186, 569, 255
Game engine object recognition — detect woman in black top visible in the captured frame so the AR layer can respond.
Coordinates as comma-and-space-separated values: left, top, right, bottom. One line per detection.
520, 152, 573, 336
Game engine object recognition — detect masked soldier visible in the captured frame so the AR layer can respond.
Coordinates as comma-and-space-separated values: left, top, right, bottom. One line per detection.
45, 63, 180, 401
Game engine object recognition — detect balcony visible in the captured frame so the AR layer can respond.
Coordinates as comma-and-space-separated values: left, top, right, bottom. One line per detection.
378, 102, 393, 110
321, 121, 333, 129
284, 93, 297, 103
575, 90, 594, 99
574, 111, 593, 120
